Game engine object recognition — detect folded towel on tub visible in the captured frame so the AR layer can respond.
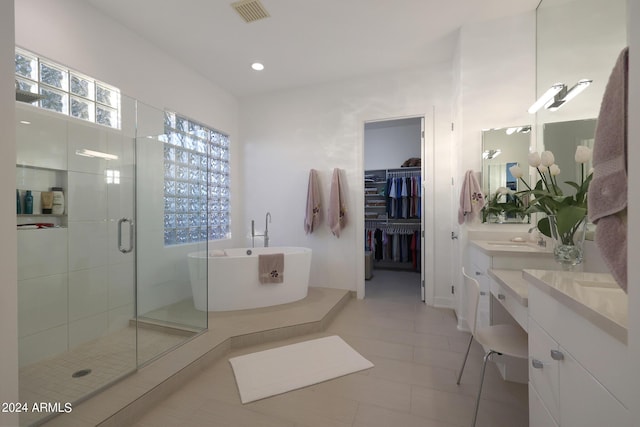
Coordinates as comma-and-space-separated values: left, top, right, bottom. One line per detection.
304, 169, 322, 234
588, 46, 629, 292
259, 253, 284, 284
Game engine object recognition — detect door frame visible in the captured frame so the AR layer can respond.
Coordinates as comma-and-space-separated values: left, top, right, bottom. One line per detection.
356, 113, 435, 304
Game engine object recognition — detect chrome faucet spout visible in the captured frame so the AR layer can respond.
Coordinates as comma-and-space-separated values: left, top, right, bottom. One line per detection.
528, 225, 546, 247
251, 220, 256, 248
264, 212, 271, 247
250, 213, 272, 248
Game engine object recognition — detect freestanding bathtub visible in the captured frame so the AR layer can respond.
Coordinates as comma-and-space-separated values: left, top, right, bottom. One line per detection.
188, 247, 312, 311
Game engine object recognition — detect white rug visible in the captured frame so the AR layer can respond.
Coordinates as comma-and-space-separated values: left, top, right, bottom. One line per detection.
229, 335, 374, 404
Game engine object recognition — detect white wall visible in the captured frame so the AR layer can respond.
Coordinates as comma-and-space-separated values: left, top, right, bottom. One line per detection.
239, 64, 453, 304
457, 11, 536, 182
0, 2, 19, 425
364, 118, 422, 170
14, 0, 242, 314
453, 11, 536, 317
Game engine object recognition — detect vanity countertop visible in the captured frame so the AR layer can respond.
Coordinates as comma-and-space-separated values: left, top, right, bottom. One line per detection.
523, 269, 627, 343
487, 269, 529, 306
470, 239, 553, 256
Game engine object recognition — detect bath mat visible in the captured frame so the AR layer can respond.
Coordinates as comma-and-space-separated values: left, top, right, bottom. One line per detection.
229, 335, 373, 404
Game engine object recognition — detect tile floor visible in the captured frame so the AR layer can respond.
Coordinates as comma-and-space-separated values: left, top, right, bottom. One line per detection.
133, 270, 529, 427
40, 287, 349, 427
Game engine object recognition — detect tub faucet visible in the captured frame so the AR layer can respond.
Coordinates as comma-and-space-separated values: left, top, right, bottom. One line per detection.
264, 212, 271, 248
250, 212, 272, 248
528, 226, 546, 247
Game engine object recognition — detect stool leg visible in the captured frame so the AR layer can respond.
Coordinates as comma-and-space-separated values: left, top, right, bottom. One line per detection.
471, 350, 495, 427
456, 335, 474, 385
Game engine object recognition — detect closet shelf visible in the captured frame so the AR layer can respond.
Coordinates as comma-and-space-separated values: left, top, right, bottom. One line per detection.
17, 214, 66, 217
364, 167, 422, 273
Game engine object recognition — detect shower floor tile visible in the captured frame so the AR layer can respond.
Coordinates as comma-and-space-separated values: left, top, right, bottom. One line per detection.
19, 325, 192, 426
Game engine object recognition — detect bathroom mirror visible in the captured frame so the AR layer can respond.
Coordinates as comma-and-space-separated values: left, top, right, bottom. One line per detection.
481, 126, 531, 224
542, 118, 596, 194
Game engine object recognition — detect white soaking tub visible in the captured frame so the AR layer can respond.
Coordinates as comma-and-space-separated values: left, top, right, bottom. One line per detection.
188, 247, 311, 311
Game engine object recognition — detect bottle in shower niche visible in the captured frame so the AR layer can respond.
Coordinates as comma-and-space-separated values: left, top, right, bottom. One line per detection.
17, 190, 21, 214
24, 190, 33, 215
51, 187, 65, 215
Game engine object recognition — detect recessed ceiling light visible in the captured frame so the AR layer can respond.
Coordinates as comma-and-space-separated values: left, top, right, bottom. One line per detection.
251, 62, 264, 71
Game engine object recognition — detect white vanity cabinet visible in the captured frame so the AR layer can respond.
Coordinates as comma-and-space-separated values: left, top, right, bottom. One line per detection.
467, 246, 492, 328
527, 274, 631, 427
465, 242, 555, 330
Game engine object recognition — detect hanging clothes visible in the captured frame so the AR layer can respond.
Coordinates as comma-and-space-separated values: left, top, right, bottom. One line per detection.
394, 178, 401, 219
383, 171, 422, 220
388, 178, 397, 219
364, 222, 421, 271
374, 229, 383, 260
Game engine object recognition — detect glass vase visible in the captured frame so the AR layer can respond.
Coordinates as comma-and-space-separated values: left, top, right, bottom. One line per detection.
547, 214, 588, 269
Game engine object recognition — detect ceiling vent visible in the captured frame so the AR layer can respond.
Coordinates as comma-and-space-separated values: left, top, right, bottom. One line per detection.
231, 0, 270, 23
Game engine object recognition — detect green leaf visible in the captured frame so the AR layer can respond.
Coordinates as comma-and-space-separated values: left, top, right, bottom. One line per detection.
555, 205, 587, 236
565, 181, 581, 192
538, 216, 551, 238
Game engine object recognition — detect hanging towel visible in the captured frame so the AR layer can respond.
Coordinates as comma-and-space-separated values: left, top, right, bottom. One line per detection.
457, 170, 485, 224
258, 253, 284, 284
588, 46, 628, 292
328, 168, 348, 237
304, 169, 322, 234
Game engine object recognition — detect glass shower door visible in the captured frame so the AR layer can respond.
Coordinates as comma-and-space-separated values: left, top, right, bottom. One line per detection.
16, 93, 138, 426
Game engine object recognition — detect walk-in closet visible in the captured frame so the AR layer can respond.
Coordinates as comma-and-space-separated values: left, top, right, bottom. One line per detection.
363, 117, 425, 300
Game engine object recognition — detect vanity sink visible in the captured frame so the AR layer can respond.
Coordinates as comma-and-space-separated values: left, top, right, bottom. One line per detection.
487, 241, 531, 248
486, 241, 547, 250
471, 240, 552, 255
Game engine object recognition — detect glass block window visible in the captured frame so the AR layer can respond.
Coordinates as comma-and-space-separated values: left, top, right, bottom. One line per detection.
15, 47, 120, 129
161, 112, 230, 245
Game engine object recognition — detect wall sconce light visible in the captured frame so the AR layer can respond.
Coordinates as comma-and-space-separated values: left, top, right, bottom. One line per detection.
505, 126, 531, 135
528, 83, 565, 114
75, 149, 118, 160
482, 149, 502, 160
547, 79, 593, 111
528, 79, 592, 114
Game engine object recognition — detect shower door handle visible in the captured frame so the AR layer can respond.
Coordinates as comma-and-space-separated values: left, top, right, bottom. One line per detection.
118, 218, 134, 253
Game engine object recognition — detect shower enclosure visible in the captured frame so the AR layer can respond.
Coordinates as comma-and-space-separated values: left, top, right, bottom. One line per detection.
16, 93, 208, 426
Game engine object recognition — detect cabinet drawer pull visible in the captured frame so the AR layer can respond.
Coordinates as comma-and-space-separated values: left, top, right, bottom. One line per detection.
480, 291, 487, 296
497, 294, 506, 300
531, 359, 544, 369
550, 350, 565, 361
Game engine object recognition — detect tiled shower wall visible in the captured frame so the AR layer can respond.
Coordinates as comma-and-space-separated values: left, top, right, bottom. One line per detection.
16, 103, 136, 367
16, 102, 211, 367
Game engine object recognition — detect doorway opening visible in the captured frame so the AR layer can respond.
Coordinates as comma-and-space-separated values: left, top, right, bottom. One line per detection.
362, 116, 425, 303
